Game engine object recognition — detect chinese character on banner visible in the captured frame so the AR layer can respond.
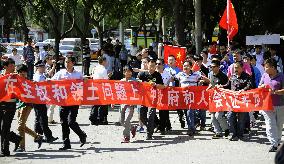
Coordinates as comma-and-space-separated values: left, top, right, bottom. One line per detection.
114, 83, 127, 100
150, 87, 157, 104
86, 82, 99, 101
229, 94, 240, 109
183, 90, 195, 105
102, 83, 114, 100
52, 84, 67, 102
197, 90, 208, 106
168, 89, 179, 107
35, 84, 50, 101
4, 75, 17, 94
130, 84, 139, 101
21, 81, 35, 99
241, 94, 251, 107
212, 90, 223, 108
253, 93, 261, 107
157, 90, 163, 106
70, 82, 83, 101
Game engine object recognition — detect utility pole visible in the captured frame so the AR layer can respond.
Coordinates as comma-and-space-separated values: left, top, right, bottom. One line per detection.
194, 0, 202, 56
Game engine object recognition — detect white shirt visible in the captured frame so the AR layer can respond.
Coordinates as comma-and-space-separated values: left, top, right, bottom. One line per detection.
92, 64, 108, 79
5, 53, 23, 66
52, 68, 83, 80
160, 70, 171, 86
253, 52, 264, 66
176, 71, 201, 87
39, 50, 47, 61
130, 46, 138, 56
103, 53, 115, 73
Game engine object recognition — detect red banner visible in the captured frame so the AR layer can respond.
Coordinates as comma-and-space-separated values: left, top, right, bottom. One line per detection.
0, 75, 273, 112
208, 87, 273, 112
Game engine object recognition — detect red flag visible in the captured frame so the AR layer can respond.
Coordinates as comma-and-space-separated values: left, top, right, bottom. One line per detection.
219, 0, 238, 40
164, 45, 186, 70
191, 62, 200, 72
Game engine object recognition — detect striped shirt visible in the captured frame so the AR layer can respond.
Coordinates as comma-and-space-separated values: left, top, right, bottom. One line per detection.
176, 71, 201, 87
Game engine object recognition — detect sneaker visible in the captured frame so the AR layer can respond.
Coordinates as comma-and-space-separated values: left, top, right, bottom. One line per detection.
212, 134, 223, 139
121, 137, 130, 143
224, 129, 230, 137
131, 126, 137, 138
166, 127, 172, 131
137, 127, 145, 133
59, 145, 71, 150
269, 146, 278, 152
229, 136, 239, 141
15, 147, 25, 152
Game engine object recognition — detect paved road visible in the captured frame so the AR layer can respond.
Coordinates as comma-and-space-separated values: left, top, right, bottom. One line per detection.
0, 106, 277, 164
0, 62, 278, 164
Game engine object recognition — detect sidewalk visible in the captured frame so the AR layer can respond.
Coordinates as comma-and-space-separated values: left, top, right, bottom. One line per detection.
0, 106, 276, 164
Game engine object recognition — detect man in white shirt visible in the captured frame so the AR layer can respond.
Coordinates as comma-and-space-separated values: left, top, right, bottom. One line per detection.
89, 56, 110, 125
4, 48, 23, 66
252, 45, 264, 66
51, 56, 87, 150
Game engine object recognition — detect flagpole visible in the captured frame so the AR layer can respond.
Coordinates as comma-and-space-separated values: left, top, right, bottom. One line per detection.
227, 0, 230, 49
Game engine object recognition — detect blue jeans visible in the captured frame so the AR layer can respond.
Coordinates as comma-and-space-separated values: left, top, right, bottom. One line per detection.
227, 112, 248, 137
185, 109, 195, 132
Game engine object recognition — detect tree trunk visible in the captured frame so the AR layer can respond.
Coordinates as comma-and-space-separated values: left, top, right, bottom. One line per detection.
14, 2, 29, 42
194, 0, 202, 56
173, 0, 186, 46
96, 25, 103, 49
54, 35, 61, 72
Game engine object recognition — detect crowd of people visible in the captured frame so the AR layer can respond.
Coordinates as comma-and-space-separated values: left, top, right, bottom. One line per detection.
0, 38, 284, 162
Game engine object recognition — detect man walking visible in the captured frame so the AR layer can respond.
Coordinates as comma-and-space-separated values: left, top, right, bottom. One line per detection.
52, 56, 87, 150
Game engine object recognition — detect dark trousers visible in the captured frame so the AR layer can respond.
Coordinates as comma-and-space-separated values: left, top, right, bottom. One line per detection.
177, 110, 185, 124
0, 102, 16, 153
140, 106, 156, 135
60, 106, 85, 145
34, 104, 53, 140
27, 62, 34, 80
89, 105, 108, 123
83, 57, 91, 76
227, 112, 248, 137
159, 110, 171, 131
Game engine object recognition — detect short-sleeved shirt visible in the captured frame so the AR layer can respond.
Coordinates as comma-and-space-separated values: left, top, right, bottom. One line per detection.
175, 71, 201, 87
164, 65, 181, 86
92, 64, 108, 79
23, 46, 35, 63
224, 72, 252, 91
4, 54, 23, 66
33, 72, 47, 82
161, 69, 171, 86
259, 72, 284, 106
52, 68, 83, 80
227, 62, 252, 78
138, 71, 163, 85
208, 71, 228, 87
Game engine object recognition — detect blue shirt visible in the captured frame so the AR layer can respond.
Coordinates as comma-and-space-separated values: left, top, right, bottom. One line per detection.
33, 72, 47, 82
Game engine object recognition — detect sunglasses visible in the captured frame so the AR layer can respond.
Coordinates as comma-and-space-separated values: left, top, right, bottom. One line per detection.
156, 63, 162, 65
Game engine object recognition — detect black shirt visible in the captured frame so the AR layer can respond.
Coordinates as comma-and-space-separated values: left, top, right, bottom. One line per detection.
209, 71, 228, 87
224, 72, 252, 91
138, 71, 163, 85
